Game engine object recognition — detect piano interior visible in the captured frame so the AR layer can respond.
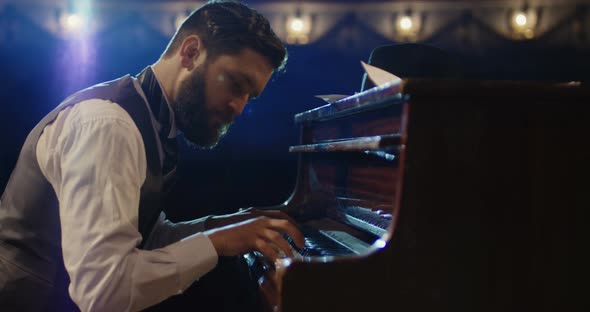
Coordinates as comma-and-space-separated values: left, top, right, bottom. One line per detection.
248, 79, 590, 312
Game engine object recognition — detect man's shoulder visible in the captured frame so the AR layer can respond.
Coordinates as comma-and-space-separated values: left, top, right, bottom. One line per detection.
63, 75, 139, 124
61, 74, 135, 107
68, 98, 135, 127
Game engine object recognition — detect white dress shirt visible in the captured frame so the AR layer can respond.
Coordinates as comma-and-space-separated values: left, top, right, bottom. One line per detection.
35, 73, 218, 311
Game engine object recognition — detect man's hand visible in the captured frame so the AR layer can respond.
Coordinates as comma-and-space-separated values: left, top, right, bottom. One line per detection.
205, 207, 297, 230
205, 216, 305, 263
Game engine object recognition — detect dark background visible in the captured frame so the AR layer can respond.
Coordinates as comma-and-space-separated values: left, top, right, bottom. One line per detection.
1, 1, 589, 220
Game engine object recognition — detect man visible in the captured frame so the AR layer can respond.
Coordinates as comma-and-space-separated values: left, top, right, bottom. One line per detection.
0, 1, 304, 311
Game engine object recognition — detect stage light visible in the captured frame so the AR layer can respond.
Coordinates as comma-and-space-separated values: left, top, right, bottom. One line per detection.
286, 14, 311, 45
59, 12, 87, 37
56, 0, 95, 39
289, 18, 304, 33
514, 13, 527, 27
510, 8, 538, 39
65, 14, 82, 31
398, 16, 413, 31
394, 13, 421, 41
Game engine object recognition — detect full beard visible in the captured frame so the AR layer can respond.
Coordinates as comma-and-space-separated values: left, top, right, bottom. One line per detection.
173, 63, 233, 149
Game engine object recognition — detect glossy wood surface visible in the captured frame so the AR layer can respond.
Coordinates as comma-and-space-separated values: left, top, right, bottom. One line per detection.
259, 79, 590, 312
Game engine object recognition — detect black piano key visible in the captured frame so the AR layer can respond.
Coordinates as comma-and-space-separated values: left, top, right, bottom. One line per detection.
282, 226, 354, 257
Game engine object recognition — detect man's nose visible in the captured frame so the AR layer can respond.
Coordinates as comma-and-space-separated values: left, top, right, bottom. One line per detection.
229, 93, 249, 116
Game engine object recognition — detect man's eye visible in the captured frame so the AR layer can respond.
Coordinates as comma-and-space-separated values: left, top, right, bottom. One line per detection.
232, 81, 244, 94
229, 77, 245, 96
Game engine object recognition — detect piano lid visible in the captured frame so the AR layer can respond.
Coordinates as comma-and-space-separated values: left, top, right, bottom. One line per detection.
295, 80, 405, 124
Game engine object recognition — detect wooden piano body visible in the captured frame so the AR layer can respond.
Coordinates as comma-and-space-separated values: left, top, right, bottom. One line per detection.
251, 79, 590, 312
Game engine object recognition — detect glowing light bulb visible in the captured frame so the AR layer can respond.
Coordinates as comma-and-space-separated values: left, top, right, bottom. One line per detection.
65, 13, 82, 31
289, 18, 304, 33
514, 12, 527, 27
286, 15, 311, 45
510, 9, 537, 39
398, 16, 413, 31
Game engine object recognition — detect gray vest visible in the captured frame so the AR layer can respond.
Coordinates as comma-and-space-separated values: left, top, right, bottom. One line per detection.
0, 75, 167, 308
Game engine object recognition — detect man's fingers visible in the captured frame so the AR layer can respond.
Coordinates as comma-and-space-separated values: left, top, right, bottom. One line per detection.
261, 229, 294, 257
208, 216, 304, 259
254, 238, 279, 262
265, 218, 305, 249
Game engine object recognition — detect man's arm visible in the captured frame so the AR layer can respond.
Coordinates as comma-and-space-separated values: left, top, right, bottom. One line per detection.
37, 100, 218, 311
143, 212, 211, 250
146, 208, 300, 251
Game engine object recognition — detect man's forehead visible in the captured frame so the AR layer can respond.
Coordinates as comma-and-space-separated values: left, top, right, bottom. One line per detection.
213, 49, 273, 89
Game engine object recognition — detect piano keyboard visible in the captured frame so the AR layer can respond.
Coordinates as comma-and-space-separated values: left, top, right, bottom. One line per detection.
286, 226, 371, 257
340, 206, 392, 237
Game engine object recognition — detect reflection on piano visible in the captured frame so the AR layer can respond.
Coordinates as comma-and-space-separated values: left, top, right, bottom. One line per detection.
247, 79, 590, 312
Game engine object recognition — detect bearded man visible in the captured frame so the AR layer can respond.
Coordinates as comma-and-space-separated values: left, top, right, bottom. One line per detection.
0, 1, 303, 311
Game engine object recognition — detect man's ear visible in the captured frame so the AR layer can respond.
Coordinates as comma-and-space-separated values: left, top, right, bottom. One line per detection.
179, 35, 205, 70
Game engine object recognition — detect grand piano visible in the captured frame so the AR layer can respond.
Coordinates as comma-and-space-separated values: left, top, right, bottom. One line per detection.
247, 78, 590, 312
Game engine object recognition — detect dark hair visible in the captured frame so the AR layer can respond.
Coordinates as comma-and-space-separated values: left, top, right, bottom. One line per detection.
163, 0, 287, 72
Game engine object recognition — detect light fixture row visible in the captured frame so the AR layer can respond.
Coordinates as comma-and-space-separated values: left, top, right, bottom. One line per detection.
55, 6, 540, 43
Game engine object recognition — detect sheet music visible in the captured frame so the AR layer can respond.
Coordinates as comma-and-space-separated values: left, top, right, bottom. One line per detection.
315, 61, 402, 103
361, 61, 402, 87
